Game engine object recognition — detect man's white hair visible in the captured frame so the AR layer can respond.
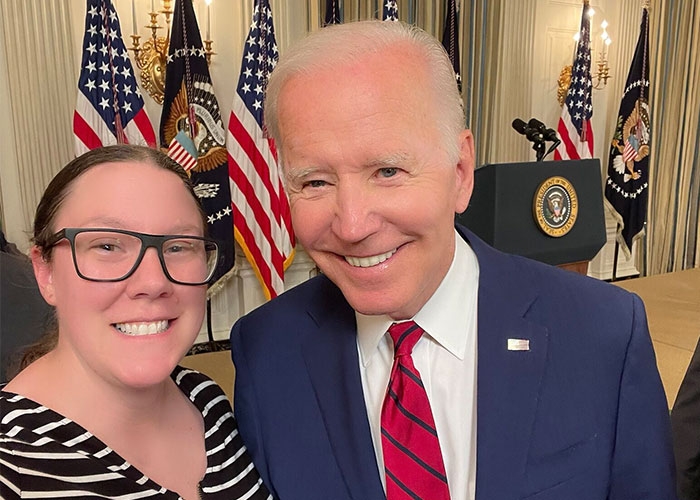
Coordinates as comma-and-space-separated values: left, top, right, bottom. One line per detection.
264, 20, 465, 164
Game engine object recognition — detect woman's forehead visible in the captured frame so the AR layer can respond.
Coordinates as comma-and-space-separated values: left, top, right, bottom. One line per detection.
55, 161, 202, 230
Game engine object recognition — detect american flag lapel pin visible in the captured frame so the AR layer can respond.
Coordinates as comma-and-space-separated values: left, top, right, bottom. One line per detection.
507, 338, 530, 351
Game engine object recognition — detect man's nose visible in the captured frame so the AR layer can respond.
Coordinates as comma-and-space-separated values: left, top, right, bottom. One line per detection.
330, 186, 381, 243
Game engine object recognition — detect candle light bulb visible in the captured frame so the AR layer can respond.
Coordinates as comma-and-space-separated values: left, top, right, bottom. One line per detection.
601, 19, 608, 29
205, 0, 212, 41
587, 7, 595, 18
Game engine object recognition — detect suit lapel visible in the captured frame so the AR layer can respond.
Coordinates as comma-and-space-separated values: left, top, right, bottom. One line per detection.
464, 230, 550, 500
300, 282, 386, 500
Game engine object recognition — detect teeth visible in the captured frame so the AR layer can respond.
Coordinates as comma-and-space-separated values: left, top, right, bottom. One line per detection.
345, 249, 397, 268
114, 320, 169, 336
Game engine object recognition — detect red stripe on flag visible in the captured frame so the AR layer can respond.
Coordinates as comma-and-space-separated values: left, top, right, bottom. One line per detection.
132, 109, 157, 147
232, 208, 275, 299
228, 150, 286, 270
229, 112, 282, 218
73, 111, 104, 151
583, 120, 594, 157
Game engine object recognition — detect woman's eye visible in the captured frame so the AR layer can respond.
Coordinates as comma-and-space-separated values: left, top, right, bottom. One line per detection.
91, 241, 120, 252
378, 167, 398, 178
166, 244, 184, 254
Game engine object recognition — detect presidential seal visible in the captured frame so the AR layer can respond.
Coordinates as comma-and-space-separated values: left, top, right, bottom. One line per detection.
533, 176, 578, 237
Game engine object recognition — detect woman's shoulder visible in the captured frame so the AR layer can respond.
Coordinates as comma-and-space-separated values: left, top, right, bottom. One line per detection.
1, 387, 50, 431
171, 365, 231, 412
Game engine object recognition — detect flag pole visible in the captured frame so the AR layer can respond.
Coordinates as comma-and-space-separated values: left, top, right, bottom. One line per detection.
612, 229, 620, 282
205, 297, 214, 344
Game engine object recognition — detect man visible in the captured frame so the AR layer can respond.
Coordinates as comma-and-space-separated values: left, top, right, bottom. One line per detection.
1, 248, 53, 383
672, 338, 700, 499
230, 20, 676, 499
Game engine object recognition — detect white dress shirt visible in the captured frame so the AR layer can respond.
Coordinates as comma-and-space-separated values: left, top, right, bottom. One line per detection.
356, 230, 479, 500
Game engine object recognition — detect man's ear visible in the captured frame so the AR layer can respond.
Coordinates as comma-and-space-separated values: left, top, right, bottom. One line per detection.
31, 246, 57, 306
454, 129, 475, 214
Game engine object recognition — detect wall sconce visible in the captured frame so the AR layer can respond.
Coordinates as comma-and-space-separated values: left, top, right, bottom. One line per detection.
593, 18, 612, 89
129, 0, 214, 104
557, 8, 612, 106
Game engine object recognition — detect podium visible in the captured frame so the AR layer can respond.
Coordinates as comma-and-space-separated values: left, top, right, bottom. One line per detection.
456, 159, 606, 273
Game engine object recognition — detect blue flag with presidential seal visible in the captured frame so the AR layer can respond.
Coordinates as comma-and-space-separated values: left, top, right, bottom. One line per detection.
604, 6, 650, 258
324, 0, 341, 25
159, 0, 234, 292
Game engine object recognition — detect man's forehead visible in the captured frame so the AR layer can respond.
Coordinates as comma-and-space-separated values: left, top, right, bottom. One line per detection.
285, 43, 425, 86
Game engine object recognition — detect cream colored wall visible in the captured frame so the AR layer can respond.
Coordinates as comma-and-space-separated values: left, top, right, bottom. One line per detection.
0, 1, 645, 342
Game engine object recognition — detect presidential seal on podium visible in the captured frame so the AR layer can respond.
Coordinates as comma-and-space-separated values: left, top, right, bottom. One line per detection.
533, 176, 578, 237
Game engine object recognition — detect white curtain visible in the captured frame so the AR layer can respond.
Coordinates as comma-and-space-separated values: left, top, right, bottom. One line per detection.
0, 0, 76, 248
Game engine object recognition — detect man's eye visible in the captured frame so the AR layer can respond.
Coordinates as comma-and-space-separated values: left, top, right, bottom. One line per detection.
305, 180, 328, 188
378, 167, 398, 178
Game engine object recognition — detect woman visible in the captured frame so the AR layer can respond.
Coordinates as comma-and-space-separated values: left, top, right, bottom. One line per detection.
0, 145, 271, 499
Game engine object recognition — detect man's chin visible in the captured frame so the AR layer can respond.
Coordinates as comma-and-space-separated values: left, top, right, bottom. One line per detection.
342, 292, 413, 320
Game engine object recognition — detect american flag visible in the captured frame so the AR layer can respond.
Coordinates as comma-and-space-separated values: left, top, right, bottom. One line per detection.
227, 0, 295, 300
74, 0, 156, 155
167, 130, 198, 172
160, 0, 235, 291
382, 0, 399, 21
554, 1, 594, 160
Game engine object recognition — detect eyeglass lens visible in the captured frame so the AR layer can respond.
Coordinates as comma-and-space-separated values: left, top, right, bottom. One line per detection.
72, 231, 216, 284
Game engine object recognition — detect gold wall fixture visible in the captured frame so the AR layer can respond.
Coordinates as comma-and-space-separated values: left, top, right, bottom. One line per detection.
128, 0, 215, 104
592, 17, 612, 90
557, 7, 611, 107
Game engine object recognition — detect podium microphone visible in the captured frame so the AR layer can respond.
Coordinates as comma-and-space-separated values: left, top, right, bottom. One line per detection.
528, 118, 562, 160
511, 118, 543, 143
512, 118, 546, 161
527, 118, 559, 142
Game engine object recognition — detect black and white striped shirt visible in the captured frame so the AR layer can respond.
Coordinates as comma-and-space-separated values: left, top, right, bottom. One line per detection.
0, 366, 273, 499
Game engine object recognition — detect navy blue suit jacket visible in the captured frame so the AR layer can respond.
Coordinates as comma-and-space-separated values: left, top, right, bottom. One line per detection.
231, 227, 676, 499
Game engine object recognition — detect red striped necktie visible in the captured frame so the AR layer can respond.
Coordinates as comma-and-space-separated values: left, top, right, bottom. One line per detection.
381, 321, 451, 500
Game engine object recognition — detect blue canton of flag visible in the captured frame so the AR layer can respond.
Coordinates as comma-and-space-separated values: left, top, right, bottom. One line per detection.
74, 0, 156, 155
555, 1, 594, 160
227, 0, 295, 300
382, 0, 399, 21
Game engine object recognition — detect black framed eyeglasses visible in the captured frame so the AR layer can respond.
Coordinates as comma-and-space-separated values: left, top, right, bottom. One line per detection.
45, 228, 219, 286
